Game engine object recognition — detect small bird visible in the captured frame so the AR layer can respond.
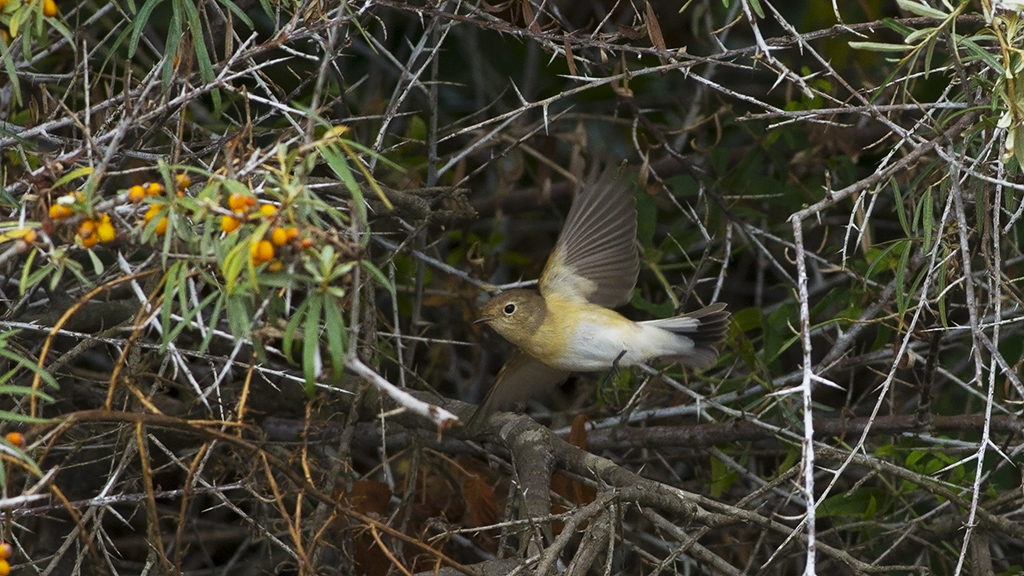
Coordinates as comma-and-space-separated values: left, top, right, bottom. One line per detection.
469, 167, 729, 428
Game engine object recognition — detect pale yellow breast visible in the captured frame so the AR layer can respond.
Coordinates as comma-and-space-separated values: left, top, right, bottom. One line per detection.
527, 294, 639, 371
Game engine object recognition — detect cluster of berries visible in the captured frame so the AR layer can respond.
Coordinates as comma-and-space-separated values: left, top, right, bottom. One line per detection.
47, 175, 191, 246
0, 0, 59, 44
0, 432, 24, 575
222, 193, 312, 268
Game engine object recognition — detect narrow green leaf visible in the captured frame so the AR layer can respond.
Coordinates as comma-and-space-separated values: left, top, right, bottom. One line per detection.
896, 242, 911, 316
198, 292, 226, 354
302, 294, 323, 397
361, 260, 395, 295
0, 349, 60, 390
848, 41, 914, 52
130, 0, 164, 56
747, 0, 764, 18
51, 166, 94, 188
892, 180, 911, 236
0, 29, 22, 105
896, 0, 948, 18
323, 295, 347, 379
921, 188, 933, 252
283, 298, 311, 365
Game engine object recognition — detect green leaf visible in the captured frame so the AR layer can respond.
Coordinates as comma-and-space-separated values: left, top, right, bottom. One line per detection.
746, 0, 764, 19
848, 41, 914, 52
283, 297, 311, 365
180, 0, 221, 110
0, 29, 22, 105
321, 144, 369, 232
51, 166, 95, 188
896, 0, 948, 19
323, 294, 347, 379
302, 294, 323, 397
892, 179, 911, 236
361, 260, 395, 296
709, 454, 737, 499
198, 291, 225, 355
895, 241, 912, 316
129, 0, 163, 57
225, 294, 252, 338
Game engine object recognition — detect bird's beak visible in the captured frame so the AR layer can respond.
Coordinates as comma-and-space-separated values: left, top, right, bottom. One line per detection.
474, 315, 493, 325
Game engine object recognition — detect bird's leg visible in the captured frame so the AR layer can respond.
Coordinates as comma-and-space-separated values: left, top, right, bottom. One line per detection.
598, 349, 629, 391
611, 348, 627, 374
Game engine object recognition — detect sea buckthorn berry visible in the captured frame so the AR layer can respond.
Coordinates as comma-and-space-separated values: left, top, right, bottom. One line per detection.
23, 229, 37, 243
221, 215, 241, 233
0, 541, 11, 558
5, 432, 24, 447
79, 233, 99, 248
49, 204, 73, 220
251, 240, 274, 265
270, 227, 288, 246
143, 205, 162, 222
228, 193, 255, 212
129, 185, 146, 203
154, 217, 168, 235
300, 238, 314, 249
97, 215, 116, 243
42, 0, 57, 17
259, 204, 277, 218
146, 182, 165, 196
285, 227, 300, 241
176, 174, 191, 190
268, 260, 283, 273
0, 557, 9, 575
78, 219, 96, 239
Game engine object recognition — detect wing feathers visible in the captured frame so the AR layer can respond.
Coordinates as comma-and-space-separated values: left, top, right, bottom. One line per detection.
539, 168, 639, 307
467, 350, 570, 430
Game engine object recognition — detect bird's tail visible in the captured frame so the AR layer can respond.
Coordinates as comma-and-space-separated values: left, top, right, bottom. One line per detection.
640, 302, 730, 368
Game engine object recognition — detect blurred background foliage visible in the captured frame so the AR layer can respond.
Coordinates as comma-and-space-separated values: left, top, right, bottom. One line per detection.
1, 0, 1023, 574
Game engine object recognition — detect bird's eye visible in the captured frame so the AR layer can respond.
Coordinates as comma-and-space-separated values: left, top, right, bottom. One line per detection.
503, 303, 516, 315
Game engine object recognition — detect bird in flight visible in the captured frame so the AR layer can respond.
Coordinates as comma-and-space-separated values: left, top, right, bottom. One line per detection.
470, 167, 729, 428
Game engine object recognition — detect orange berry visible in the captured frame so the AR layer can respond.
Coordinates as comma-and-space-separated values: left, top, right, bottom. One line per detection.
176, 173, 191, 190
23, 229, 37, 243
286, 227, 300, 240
258, 203, 277, 218
79, 233, 99, 248
42, 0, 57, 17
154, 217, 168, 235
78, 219, 96, 238
270, 227, 288, 246
0, 557, 9, 575
300, 238, 315, 249
0, 542, 10, 558
129, 185, 146, 203
143, 204, 161, 222
221, 215, 241, 233
49, 204, 73, 219
267, 260, 283, 273
250, 240, 274, 265
5, 432, 24, 447
146, 182, 165, 196
228, 193, 255, 212
97, 217, 116, 243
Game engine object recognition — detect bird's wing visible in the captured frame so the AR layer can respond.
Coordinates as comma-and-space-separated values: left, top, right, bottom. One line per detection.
467, 349, 570, 430
539, 167, 639, 308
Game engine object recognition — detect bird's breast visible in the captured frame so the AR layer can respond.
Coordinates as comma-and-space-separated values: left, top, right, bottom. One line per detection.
525, 297, 641, 371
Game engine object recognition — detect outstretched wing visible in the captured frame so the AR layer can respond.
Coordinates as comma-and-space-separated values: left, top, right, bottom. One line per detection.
539, 168, 639, 308
467, 350, 570, 430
